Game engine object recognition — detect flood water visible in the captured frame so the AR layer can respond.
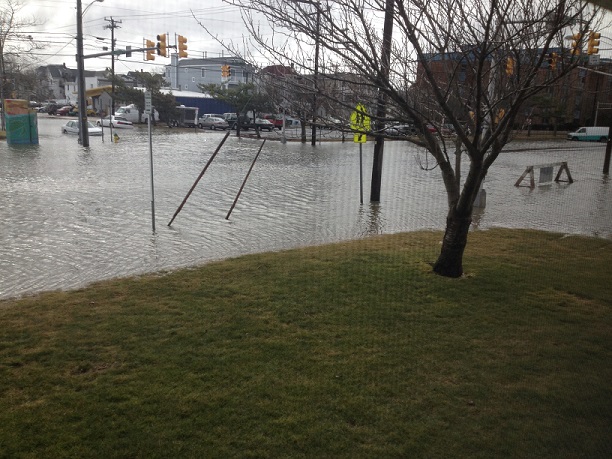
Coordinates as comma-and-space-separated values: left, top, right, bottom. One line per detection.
1, 117, 610, 300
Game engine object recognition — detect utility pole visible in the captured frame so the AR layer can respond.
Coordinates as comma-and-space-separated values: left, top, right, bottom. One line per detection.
311, 4, 321, 146
104, 17, 121, 128
0, 22, 5, 132
76, 0, 89, 146
370, 0, 394, 201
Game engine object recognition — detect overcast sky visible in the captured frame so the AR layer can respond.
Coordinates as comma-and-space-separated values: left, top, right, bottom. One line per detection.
22, 0, 253, 73
18, 0, 612, 75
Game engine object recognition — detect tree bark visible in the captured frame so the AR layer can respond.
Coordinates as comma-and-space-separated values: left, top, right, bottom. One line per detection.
433, 210, 472, 278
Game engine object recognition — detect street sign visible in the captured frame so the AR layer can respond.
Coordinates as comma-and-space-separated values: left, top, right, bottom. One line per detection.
350, 103, 370, 143
144, 91, 152, 114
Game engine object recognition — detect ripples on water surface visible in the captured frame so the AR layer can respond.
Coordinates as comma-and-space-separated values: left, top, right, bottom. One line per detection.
1, 118, 610, 299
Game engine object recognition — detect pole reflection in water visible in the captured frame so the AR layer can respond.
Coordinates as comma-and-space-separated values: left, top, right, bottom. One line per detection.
357, 203, 385, 237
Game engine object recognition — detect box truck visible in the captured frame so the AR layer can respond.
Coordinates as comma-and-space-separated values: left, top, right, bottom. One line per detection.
169, 106, 199, 128
114, 104, 158, 123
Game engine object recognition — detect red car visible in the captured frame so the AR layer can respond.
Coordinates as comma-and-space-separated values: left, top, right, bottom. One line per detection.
263, 114, 284, 129
56, 105, 74, 116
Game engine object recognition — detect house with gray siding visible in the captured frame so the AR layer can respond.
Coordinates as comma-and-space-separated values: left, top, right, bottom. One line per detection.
165, 54, 253, 92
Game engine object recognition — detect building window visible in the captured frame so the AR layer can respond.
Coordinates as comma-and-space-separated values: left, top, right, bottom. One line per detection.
201, 69, 206, 78
185, 84, 189, 90
192, 77, 195, 82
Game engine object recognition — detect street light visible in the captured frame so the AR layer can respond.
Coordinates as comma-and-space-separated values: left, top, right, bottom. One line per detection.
83, 0, 103, 15
76, 0, 104, 147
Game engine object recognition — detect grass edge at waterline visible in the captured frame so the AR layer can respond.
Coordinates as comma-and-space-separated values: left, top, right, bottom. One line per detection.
1, 228, 610, 457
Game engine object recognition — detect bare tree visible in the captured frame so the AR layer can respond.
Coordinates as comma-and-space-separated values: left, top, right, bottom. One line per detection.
0, 0, 45, 128
218, 0, 603, 277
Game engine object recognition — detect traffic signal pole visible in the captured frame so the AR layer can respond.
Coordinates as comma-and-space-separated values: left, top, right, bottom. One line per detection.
83, 46, 159, 60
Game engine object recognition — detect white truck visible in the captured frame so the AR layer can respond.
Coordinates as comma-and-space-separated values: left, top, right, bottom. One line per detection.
114, 104, 158, 124
566, 126, 609, 142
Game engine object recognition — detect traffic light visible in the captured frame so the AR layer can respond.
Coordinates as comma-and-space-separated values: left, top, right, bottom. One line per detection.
548, 52, 558, 71
587, 31, 601, 55
495, 108, 505, 125
145, 39, 155, 61
505, 57, 514, 76
178, 35, 188, 58
221, 64, 231, 78
571, 33, 582, 56
157, 33, 167, 57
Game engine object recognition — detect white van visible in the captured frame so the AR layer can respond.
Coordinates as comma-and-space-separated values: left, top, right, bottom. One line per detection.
285, 117, 301, 128
114, 104, 159, 124
567, 126, 609, 142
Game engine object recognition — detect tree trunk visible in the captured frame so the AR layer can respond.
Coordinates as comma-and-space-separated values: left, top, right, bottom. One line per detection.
433, 210, 472, 278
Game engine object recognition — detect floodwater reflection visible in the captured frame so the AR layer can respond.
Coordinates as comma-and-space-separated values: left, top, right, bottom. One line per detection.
1, 118, 610, 299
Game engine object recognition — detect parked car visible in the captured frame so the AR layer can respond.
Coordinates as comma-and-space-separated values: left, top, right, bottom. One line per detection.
441, 123, 456, 136
198, 116, 229, 130
42, 103, 60, 114
200, 113, 225, 121
96, 115, 133, 129
263, 114, 285, 129
224, 113, 240, 128
321, 116, 346, 130
56, 105, 74, 116
252, 118, 275, 131
61, 120, 103, 136
225, 113, 250, 129
384, 124, 417, 136
70, 106, 97, 117
284, 117, 302, 128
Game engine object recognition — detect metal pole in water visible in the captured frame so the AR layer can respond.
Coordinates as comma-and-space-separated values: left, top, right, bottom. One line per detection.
359, 143, 363, 204
604, 130, 611, 175
148, 115, 155, 232
168, 130, 230, 226
226, 139, 266, 220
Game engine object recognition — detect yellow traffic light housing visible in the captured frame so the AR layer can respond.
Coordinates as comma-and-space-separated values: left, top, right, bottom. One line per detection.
157, 33, 167, 57
495, 108, 505, 125
587, 31, 601, 55
505, 57, 515, 76
178, 35, 188, 58
548, 52, 559, 71
221, 65, 228, 77
145, 39, 155, 61
571, 33, 582, 56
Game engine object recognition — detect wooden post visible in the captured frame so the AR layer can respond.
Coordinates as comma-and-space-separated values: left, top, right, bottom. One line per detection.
515, 166, 535, 188
555, 162, 574, 184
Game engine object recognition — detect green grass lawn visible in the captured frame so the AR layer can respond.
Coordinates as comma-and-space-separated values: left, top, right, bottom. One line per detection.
1, 229, 610, 458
